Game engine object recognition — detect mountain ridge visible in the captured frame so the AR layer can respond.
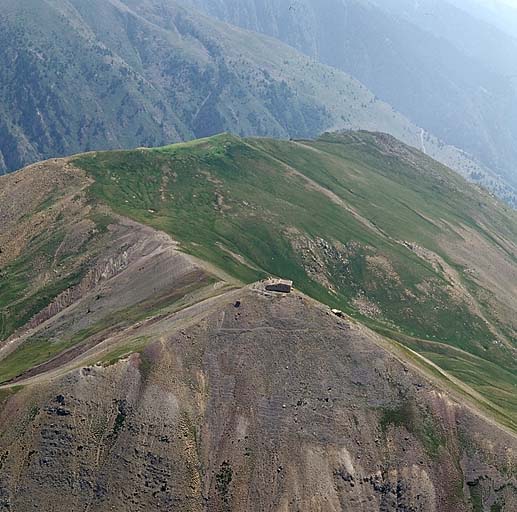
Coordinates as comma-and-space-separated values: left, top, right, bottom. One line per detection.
0, 130, 516, 509
2, 130, 516, 426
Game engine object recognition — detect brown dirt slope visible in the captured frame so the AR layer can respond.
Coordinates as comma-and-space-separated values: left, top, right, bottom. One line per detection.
0, 289, 515, 511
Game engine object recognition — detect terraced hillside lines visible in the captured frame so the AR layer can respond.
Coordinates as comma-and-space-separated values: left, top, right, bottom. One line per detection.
72, 132, 517, 429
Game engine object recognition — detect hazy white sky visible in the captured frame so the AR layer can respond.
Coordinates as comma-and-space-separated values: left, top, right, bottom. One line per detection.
489, 0, 517, 8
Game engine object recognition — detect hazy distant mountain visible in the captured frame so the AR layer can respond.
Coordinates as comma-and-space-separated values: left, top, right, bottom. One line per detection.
450, 0, 517, 37
0, 0, 397, 173
0, 0, 445, 175
185, 0, 517, 188
1, 0, 515, 205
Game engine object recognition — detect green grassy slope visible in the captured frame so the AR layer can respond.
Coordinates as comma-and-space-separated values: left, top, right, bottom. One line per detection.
75, 131, 517, 428
0, 165, 102, 343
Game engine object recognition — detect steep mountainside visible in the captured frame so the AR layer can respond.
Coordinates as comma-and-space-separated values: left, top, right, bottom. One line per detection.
69, 132, 517, 429
0, 0, 408, 172
0, 133, 516, 509
184, 0, 517, 195
1, 0, 512, 210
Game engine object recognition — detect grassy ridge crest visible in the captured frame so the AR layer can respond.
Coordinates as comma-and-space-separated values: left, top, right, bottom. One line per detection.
71, 132, 517, 425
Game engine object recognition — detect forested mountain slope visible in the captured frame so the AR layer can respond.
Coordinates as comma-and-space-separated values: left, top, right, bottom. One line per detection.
0, 0, 406, 172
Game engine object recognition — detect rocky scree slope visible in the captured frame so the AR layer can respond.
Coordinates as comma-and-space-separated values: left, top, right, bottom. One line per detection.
0, 290, 515, 511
